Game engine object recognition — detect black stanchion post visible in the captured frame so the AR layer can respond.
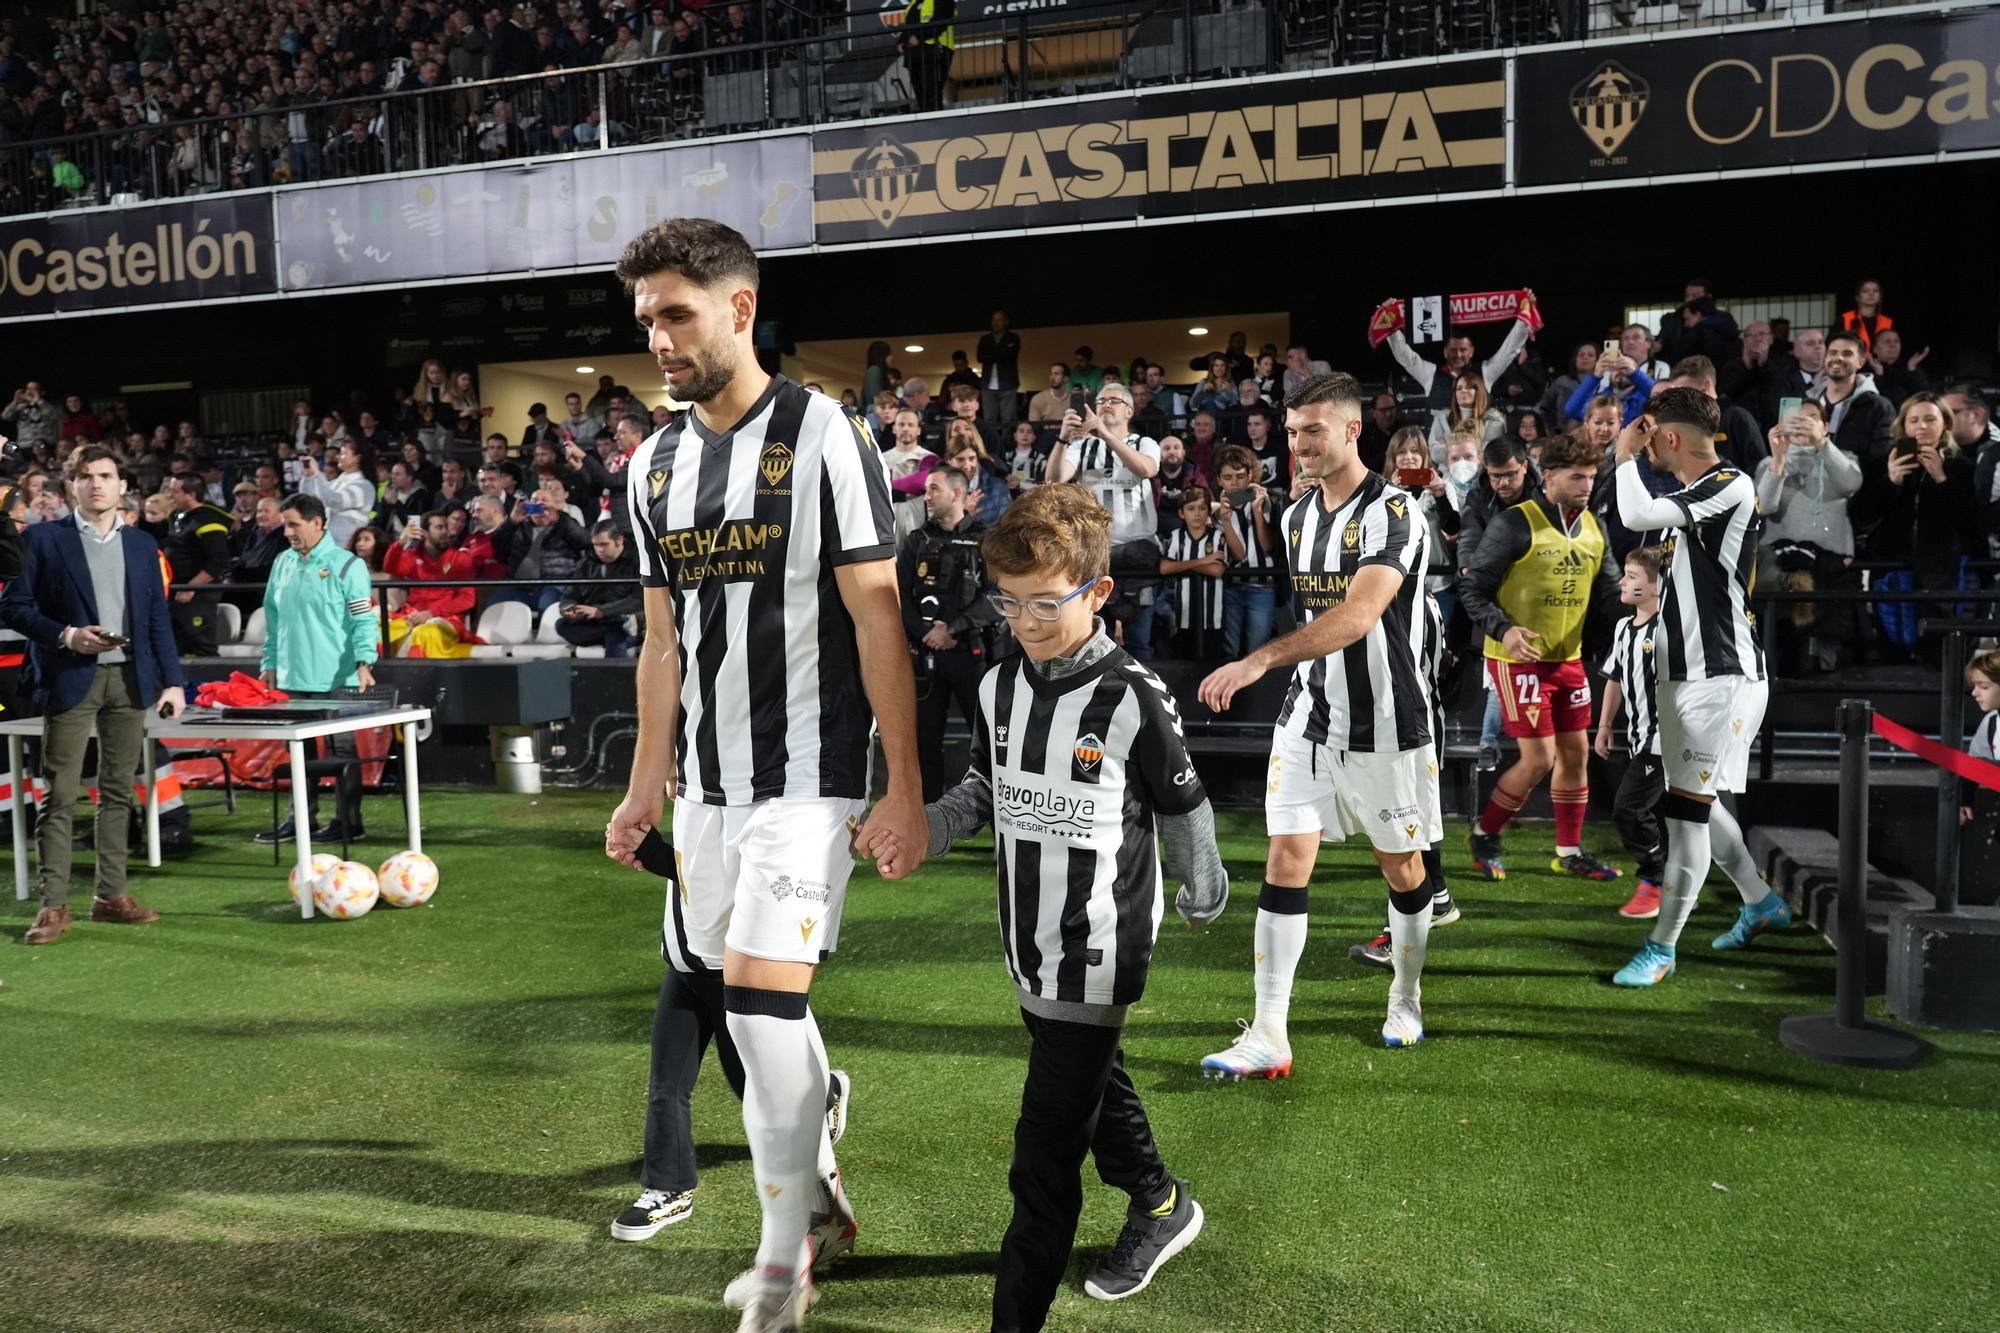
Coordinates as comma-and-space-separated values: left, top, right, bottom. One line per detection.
1935, 629, 1965, 914
1778, 699, 1927, 1068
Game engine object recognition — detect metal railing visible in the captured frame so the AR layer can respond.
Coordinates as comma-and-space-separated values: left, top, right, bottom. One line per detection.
0, 0, 1909, 216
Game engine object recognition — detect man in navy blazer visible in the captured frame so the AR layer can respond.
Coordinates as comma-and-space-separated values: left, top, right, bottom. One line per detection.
0, 446, 187, 946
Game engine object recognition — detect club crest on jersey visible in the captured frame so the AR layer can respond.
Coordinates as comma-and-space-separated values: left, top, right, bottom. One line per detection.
1526, 704, 1543, 727
1342, 519, 1361, 550
1073, 733, 1104, 771
648, 468, 667, 500
760, 441, 795, 488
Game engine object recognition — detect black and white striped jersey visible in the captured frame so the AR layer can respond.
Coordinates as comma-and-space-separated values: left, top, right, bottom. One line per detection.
1275, 473, 1434, 753
1601, 613, 1660, 756
1163, 524, 1225, 632
1422, 589, 1444, 749
1221, 495, 1279, 582
974, 648, 1205, 1008
1616, 459, 1764, 683
628, 375, 896, 806
1068, 433, 1162, 544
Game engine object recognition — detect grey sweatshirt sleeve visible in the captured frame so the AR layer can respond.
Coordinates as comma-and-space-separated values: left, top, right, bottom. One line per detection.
925, 769, 993, 858
1162, 799, 1230, 927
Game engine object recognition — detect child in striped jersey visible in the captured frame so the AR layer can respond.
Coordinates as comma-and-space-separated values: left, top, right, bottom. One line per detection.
905, 484, 1228, 1331
1595, 545, 1668, 920
1961, 649, 2000, 828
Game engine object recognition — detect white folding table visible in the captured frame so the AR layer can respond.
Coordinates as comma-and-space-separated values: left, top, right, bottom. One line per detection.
2, 703, 432, 919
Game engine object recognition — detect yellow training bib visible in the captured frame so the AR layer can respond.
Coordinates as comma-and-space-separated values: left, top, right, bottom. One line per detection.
1484, 502, 1604, 665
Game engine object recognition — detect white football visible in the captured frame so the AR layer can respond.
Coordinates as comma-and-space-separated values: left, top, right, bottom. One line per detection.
314, 860, 380, 920
377, 851, 439, 908
288, 853, 342, 908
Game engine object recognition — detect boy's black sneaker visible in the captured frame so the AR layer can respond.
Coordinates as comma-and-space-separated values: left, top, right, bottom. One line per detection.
610, 1186, 694, 1241
1083, 1178, 1204, 1302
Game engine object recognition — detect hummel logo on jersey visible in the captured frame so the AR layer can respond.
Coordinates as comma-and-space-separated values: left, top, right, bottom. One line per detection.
1074, 733, 1104, 770
760, 440, 795, 488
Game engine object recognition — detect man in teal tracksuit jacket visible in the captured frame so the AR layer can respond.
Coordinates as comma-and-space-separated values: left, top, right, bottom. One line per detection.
256, 493, 381, 844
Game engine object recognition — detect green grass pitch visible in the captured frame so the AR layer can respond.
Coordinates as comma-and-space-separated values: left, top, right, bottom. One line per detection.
1, 790, 1996, 1332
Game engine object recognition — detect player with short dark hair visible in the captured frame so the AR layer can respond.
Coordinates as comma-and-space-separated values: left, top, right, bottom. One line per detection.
914, 482, 1226, 1329
1608, 387, 1790, 988
1458, 430, 1622, 881
1197, 371, 1444, 1060
603, 218, 923, 1330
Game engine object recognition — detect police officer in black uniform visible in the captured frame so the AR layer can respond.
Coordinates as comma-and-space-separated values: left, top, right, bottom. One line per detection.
163, 473, 237, 656
898, 464, 997, 803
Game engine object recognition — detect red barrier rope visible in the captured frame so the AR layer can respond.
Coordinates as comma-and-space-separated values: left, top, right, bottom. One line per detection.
1870, 714, 2000, 794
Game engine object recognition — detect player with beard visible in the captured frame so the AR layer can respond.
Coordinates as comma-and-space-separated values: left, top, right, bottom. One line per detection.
602, 219, 926, 1331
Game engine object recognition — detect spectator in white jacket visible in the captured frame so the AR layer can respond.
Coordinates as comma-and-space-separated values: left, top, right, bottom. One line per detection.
298, 442, 379, 550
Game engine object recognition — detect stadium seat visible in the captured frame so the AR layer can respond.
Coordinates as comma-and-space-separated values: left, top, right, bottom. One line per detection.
216, 602, 243, 648
220, 606, 266, 659
513, 607, 572, 660
469, 602, 533, 658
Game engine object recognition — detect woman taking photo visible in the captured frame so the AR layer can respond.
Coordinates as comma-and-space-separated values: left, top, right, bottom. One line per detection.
1851, 391, 1977, 658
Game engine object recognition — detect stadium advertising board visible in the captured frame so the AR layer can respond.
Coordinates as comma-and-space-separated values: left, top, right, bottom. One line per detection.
0, 195, 273, 318
811, 59, 1506, 245
1515, 7, 2000, 185
276, 135, 813, 292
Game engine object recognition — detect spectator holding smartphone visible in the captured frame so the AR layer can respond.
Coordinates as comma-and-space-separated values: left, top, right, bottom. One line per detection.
1211, 445, 1278, 657
1, 446, 186, 946
1383, 427, 1461, 622
384, 510, 478, 658
298, 441, 377, 549
1756, 402, 1864, 674
1852, 392, 1977, 656
557, 521, 642, 658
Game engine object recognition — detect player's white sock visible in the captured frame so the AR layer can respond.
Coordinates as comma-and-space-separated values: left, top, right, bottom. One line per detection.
725, 986, 826, 1283
1556, 845, 1581, 858
1387, 885, 1431, 1005
1251, 882, 1307, 1047
1649, 795, 1713, 949
1708, 802, 1773, 906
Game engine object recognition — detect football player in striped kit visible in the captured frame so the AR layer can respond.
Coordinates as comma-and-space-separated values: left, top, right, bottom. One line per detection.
1607, 388, 1790, 988
1197, 372, 1444, 1059
602, 219, 925, 1331
905, 483, 1227, 1330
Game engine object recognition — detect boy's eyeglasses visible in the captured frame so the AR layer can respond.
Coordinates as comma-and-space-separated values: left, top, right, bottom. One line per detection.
986, 578, 1100, 622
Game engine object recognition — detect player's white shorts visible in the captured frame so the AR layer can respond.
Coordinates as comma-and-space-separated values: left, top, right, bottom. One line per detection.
1658, 677, 1768, 796
1265, 727, 1442, 854
666, 796, 867, 969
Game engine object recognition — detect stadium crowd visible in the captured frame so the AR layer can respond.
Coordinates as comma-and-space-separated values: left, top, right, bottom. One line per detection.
0, 0, 813, 208
2, 280, 1996, 686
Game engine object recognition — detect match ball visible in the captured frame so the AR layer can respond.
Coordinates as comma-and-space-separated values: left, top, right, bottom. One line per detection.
377, 851, 439, 908
288, 853, 342, 908
314, 860, 379, 920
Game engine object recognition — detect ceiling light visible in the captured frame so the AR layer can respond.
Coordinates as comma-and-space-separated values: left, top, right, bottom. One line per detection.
1187, 326, 1209, 337
904, 344, 924, 353
575, 365, 595, 374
